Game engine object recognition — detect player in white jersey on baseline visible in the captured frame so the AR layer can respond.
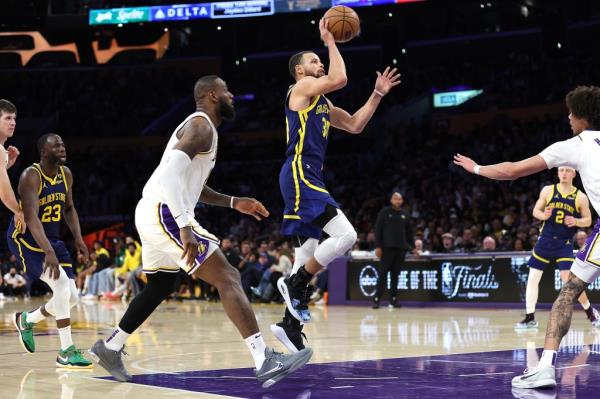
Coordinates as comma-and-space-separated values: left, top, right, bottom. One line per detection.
454, 85, 600, 389
89, 75, 312, 388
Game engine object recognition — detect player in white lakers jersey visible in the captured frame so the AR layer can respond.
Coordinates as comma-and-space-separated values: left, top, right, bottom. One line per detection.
454, 85, 600, 389
89, 76, 312, 388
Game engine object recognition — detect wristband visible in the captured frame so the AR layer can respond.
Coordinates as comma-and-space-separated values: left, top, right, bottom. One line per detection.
474, 165, 481, 175
230, 196, 235, 208
374, 89, 384, 97
174, 213, 194, 229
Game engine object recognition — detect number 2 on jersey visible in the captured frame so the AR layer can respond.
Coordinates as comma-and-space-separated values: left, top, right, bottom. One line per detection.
41, 204, 62, 222
555, 210, 565, 224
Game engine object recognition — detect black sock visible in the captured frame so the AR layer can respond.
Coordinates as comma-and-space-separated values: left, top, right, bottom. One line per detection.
292, 266, 313, 287
524, 313, 535, 322
585, 306, 595, 319
283, 309, 303, 330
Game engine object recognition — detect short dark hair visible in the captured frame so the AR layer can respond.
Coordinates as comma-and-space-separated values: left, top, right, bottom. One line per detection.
565, 85, 600, 130
193, 75, 220, 102
37, 133, 58, 154
0, 99, 16, 116
288, 51, 312, 79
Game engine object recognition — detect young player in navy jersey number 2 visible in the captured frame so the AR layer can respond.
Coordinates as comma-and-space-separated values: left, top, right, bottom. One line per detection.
514, 166, 600, 330
454, 85, 600, 389
272, 18, 401, 353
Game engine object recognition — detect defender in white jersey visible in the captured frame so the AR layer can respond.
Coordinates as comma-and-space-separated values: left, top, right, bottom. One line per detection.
0, 99, 26, 233
89, 76, 313, 388
454, 85, 600, 390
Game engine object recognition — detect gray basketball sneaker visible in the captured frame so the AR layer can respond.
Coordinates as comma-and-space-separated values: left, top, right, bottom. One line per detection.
255, 347, 313, 388
511, 365, 556, 389
88, 339, 132, 382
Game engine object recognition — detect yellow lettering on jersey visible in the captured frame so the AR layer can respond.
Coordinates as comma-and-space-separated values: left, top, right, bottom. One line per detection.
38, 192, 66, 206
547, 201, 574, 214
316, 104, 330, 115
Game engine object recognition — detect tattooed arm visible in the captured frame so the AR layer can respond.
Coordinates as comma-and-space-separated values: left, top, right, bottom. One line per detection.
544, 272, 588, 350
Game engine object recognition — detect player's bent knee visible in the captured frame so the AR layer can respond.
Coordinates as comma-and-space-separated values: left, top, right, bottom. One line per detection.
336, 229, 357, 255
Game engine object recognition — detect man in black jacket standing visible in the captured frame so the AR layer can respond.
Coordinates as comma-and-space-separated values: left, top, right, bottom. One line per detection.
373, 192, 413, 309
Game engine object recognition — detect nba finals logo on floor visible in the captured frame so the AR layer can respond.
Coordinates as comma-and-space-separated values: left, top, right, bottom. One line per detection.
440, 262, 499, 299
359, 265, 379, 297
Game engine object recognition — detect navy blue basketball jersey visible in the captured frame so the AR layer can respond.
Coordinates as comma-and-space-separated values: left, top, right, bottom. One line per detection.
539, 184, 580, 241
284, 86, 331, 173
9, 163, 68, 241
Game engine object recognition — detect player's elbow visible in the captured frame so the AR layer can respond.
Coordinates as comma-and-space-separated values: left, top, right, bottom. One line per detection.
330, 75, 347, 89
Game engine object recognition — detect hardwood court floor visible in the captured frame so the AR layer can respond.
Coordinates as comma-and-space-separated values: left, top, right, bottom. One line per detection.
0, 298, 599, 398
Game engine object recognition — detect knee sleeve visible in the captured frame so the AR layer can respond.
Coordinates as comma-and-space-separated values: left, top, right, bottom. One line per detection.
314, 210, 357, 267
292, 238, 319, 275
526, 268, 543, 314
69, 280, 79, 308
41, 268, 72, 320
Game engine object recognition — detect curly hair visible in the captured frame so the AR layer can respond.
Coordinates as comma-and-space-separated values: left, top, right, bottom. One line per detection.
565, 85, 600, 130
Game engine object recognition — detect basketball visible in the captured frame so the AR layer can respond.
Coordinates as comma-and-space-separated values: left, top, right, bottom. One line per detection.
323, 6, 360, 43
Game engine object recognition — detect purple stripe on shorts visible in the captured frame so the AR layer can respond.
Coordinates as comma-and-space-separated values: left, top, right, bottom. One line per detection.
159, 203, 214, 271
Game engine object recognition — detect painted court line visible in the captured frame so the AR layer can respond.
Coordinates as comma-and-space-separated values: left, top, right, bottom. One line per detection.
459, 372, 514, 377
556, 364, 589, 370
427, 359, 513, 365
331, 386, 354, 389
335, 377, 399, 380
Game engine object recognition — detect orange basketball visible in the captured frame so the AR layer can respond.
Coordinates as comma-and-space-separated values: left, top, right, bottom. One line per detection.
323, 6, 360, 44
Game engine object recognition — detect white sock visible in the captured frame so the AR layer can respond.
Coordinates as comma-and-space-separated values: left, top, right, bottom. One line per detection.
539, 350, 557, 367
525, 268, 543, 314
581, 300, 591, 310
58, 326, 73, 350
26, 308, 46, 324
105, 327, 130, 351
291, 239, 318, 276
244, 332, 267, 369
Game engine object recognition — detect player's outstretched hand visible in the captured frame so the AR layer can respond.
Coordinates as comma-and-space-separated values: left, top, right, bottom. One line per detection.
374, 67, 401, 96
180, 227, 199, 268
453, 153, 478, 174
6, 145, 19, 169
234, 197, 270, 221
319, 18, 335, 45
75, 238, 90, 264
43, 251, 60, 280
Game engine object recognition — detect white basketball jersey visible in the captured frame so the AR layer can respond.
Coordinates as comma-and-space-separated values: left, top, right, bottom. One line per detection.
142, 111, 218, 214
540, 130, 600, 214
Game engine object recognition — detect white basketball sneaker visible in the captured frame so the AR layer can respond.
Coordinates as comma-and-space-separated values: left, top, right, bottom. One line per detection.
511, 365, 556, 389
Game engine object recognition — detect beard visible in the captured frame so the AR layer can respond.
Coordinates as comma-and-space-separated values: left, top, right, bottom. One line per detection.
218, 97, 236, 120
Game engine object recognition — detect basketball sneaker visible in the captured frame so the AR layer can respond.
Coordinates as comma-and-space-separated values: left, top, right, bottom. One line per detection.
511, 387, 557, 399
56, 345, 93, 369
89, 339, 132, 382
255, 347, 313, 388
511, 365, 556, 389
515, 314, 538, 330
277, 276, 314, 323
13, 311, 35, 353
585, 307, 600, 327
271, 321, 306, 353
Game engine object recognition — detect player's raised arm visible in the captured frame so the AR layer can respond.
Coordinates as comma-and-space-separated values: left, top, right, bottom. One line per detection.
293, 19, 347, 99
328, 66, 401, 134
62, 166, 88, 261
18, 167, 59, 279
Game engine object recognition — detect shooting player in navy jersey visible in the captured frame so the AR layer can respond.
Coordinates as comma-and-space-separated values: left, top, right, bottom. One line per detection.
272, 18, 401, 353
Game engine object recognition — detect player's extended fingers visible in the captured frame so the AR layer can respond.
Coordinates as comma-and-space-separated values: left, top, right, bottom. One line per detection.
256, 202, 269, 217
382, 66, 390, 76
187, 246, 199, 267
376, 71, 382, 78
